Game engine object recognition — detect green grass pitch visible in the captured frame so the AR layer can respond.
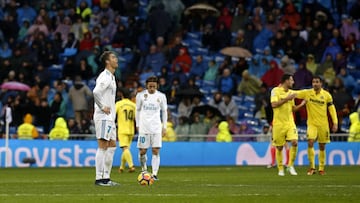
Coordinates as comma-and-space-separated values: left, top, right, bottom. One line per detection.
0, 166, 359, 203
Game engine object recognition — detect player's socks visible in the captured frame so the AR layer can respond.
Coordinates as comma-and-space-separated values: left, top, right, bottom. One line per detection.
123, 148, 134, 169
120, 152, 126, 171
285, 148, 290, 166
288, 146, 297, 167
307, 147, 315, 169
276, 148, 284, 171
151, 154, 160, 176
139, 153, 147, 171
270, 146, 276, 166
103, 147, 116, 179
95, 148, 106, 180
319, 149, 326, 171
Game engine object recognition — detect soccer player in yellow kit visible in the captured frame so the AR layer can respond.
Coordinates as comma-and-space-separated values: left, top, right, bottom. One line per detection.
116, 88, 136, 173
271, 74, 305, 176
295, 76, 338, 175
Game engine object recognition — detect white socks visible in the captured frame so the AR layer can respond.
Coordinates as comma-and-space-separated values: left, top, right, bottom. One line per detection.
95, 148, 106, 180
139, 153, 147, 171
151, 154, 160, 176
103, 147, 116, 179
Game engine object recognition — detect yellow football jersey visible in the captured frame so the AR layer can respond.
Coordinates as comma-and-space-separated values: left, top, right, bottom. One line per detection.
116, 98, 136, 135
270, 86, 295, 126
295, 88, 338, 127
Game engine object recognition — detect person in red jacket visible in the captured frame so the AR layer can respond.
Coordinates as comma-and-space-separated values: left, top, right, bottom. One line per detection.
171, 47, 192, 73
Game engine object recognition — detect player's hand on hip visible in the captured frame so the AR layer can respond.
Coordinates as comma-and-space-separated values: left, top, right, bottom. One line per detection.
102, 106, 111, 114
332, 124, 338, 133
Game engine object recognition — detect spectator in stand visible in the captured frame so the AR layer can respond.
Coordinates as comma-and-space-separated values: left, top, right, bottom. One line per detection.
305, 54, 318, 75
189, 113, 208, 141
78, 58, 93, 80
216, 120, 232, 142
279, 55, 296, 75
147, 3, 171, 42
143, 44, 167, 74
216, 7, 232, 30
111, 23, 128, 48
217, 68, 237, 95
76, 0, 92, 23
203, 59, 219, 82
337, 68, 355, 93
230, 4, 248, 33
237, 70, 262, 96
171, 47, 192, 74
173, 116, 189, 141
208, 91, 222, 109
34, 98, 51, 134
16, 113, 39, 140
293, 61, 313, 89
340, 15, 360, 41
213, 22, 232, 51
49, 92, 67, 128
54, 17, 73, 43
189, 55, 206, 80
261, 60, 284, 88
79, 31, 94, 51
16, 1, 37, 26
235, 121, 256, 142
68, 76, 93, 129
254, 83, 273, 123
177, 97, 193, 118
330, 77, 354, 134
218, 93, 239, 121
67, 118, 81, 136
317, 54, 336, 86
344, 32, 357, 54
333, 52, 347, 74
163, 114, 177, 142
348, 110, 360, 142
49, 117, 70, 140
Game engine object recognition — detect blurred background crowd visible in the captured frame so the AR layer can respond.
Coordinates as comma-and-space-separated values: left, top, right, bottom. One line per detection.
0, 0, 360, 141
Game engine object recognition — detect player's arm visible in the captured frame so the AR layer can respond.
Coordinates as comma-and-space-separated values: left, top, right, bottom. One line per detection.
135, 93, 142, 131
293, 99, 306, 112
293, 89, 308, 99
93, 75, 111, 112
161, 94, 168, 137
328, 101, 338, 132
271, 90, 297, 108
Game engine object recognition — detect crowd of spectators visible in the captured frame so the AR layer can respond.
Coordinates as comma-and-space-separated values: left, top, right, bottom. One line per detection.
1, 0, 360, 141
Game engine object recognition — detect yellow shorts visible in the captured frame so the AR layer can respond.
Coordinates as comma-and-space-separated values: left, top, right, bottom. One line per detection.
272, 123, 298, 146
118, 133, 134, 148
307, 125, 330, 143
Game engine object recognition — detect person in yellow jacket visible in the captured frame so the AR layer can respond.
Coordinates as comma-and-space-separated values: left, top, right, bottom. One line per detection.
163, 120, 177, 142
348, 111, 360, 142
17, 113, 39, 139
216, 121, 232, 142
49, 117, 70, 140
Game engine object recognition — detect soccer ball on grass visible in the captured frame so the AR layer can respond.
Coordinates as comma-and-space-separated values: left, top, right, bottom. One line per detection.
137, 171, 154, 186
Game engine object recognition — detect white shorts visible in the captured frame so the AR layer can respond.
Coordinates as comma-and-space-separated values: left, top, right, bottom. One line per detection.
137, 133, 162, 149
94, 120, 116, 141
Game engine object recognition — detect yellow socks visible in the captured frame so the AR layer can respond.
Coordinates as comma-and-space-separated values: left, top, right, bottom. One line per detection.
307, 147, 315, 169
319, 150, 326, 171
288, 146, 298, 167
123, 148, 134, 168
276, 148, 283, 171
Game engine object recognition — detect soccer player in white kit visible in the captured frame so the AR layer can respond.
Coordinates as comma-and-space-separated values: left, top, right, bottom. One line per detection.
93, 51, 119, 186
136, 76, 168, 180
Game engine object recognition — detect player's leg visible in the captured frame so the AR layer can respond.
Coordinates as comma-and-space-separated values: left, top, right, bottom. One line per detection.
95, 139, 107, 183
317, 127, 330, 175
285, 125, 298, 175
273, 126, 286, 176
137, 134, 150, 172
284, 142, 290, 167
119, 134, 135, 173
318, 143, 326, 175
151, 133, 162, 179
306, 125, 318, 175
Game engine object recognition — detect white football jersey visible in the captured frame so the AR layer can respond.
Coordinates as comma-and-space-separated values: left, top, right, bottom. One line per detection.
135, 89, 168, 134
93, 69, 116, 121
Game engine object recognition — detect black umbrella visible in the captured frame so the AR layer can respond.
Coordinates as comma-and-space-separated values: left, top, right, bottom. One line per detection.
176, 88, 203, 98
191, 104, 223, 118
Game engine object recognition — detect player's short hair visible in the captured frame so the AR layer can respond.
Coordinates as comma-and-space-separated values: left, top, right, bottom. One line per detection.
312, 75, 323, 83
118, 87, 131, 99
146, 76, 158, 84
281, 74, 293, 83
99, 51, 115, 66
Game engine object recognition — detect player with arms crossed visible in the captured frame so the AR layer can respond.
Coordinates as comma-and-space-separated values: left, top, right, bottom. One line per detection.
116, 87, 136, 173
295, 76, 338, 175
136, 76, 168, 180
271, 74, 305, 176
93, 51, 119, 186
